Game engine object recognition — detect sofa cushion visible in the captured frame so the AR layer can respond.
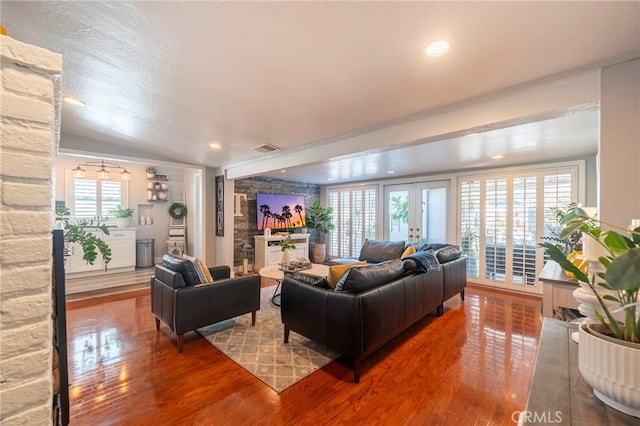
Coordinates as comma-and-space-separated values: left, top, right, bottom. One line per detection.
435, 245, 462, 263
336, 259, 405, 294
285, 272, 331, 289
162, 254, 200, 286
358, 239, 406, 263
404, 250, 441, 272
327, 261, 366, 289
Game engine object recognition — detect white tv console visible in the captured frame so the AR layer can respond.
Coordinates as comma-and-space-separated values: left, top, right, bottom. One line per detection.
254, 233, 310, 271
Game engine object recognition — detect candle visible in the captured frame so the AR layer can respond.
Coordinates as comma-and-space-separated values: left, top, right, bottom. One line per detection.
243, 258, 248, 274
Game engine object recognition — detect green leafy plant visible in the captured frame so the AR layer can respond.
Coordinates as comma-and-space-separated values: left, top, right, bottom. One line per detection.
109, 204, 134, 218
279, 235, 296, 251
145, 165, 156, 174
306, 200, 335, 244
56, 208, 112, 270
541, 202, 585, 253
541, 206, 640, 343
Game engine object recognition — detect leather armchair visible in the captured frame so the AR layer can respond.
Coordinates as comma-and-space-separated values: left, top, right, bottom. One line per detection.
151, 261, 260, 352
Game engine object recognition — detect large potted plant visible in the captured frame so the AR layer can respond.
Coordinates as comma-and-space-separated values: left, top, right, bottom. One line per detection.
56, 208, 112, 271
542, 207, 639, 417
109, 204, 134, 228
306, 200, 334, 264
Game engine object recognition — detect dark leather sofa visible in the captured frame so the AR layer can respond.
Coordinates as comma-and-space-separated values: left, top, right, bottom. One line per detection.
281, 244, 466, 382
151, 254, 261, 352
326, 239, 467, 306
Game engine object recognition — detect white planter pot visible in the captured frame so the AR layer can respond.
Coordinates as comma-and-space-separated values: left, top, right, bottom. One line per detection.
281, 249, 291, 266
579, 323, 640, 417
116, 217, 129, 228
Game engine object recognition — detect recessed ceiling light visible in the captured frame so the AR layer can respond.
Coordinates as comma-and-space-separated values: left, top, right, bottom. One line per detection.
491, 155, 504, 160
63, 95, 86, 107
327, 177, 333, 181
387, 171, 395, 174
425, 40, 450, 58
280, 169, 286, 173
209, 142, 222, 149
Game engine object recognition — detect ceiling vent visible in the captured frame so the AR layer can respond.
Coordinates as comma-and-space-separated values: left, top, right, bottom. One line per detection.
253, 144, 280, 153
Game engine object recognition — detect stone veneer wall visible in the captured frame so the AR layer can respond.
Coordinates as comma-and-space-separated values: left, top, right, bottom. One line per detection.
0, 37, 62, 423
233, 177, 321, 269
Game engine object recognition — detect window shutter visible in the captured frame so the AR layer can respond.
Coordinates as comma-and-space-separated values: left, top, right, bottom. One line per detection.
484, 178, 508, 283
327, 186, 378, 258
101, 180, 123, 216
512, 176, 537, 286
74, 178, 98, 218
459, 180, 480, 277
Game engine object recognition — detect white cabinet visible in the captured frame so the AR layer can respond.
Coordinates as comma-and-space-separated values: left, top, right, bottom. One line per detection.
66, 228, 136, 294
254, 234, 310, 271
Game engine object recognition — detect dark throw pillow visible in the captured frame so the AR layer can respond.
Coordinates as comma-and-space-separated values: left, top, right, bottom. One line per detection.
358, 239, 406, 263
435, 246, 463, 263
335, 259, 405, 294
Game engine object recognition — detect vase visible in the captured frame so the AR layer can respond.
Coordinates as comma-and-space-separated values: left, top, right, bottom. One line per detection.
116, 217, 129, 228
579, 322, 640, 417
311, 243, 326, 264
281, 249, 291, 266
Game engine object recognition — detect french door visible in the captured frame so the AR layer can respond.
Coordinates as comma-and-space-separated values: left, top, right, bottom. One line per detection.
384, 181, 449, 243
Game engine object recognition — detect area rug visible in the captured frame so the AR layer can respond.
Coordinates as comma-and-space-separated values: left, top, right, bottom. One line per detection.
198, 286, 339, 393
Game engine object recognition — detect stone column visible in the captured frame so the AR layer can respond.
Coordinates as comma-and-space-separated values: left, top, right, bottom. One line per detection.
0, 36, 62, 424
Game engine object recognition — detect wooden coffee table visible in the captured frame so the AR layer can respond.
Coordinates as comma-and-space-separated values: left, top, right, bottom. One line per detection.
259, 263, 329, 306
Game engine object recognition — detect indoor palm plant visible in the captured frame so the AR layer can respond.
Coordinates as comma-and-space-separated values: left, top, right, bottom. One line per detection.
306, 200, 335, 264
541, 206, 639, 417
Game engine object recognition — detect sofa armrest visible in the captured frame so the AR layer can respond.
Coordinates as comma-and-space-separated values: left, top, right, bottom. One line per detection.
208, 265, 231, 280
281, 276, 362, 357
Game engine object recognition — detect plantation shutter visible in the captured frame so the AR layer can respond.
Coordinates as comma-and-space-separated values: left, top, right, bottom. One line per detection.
484, 178, 508, 283
327, 186, 378, 258
512, 176, 537, 286
74, 178, 98, 218
459, 180, 480, 278
543, 173, 574, 257
101, 180, 123, 216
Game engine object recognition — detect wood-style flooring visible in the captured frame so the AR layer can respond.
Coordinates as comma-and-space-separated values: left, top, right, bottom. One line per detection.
66, 283, 542, 425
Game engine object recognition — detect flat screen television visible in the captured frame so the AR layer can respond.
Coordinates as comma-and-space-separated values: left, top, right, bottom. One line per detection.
256, 193, 306, 231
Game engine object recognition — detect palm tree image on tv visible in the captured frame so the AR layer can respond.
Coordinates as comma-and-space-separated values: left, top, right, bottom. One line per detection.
257, 194, 306, 230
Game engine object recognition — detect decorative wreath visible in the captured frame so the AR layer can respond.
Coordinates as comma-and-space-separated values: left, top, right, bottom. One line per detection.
169, 202, 187, 219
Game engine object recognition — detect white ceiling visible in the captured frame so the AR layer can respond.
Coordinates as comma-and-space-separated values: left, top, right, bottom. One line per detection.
2, 2, 639, 184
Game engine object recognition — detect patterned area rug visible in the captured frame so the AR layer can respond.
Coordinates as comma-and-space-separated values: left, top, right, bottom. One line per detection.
198, 286, 338, 393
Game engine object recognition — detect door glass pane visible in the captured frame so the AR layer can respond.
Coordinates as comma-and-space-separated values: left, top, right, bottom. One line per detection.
420, 187, 446, 243
388, 189, 409, 241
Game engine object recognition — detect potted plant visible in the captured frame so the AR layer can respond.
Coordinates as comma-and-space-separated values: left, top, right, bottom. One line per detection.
279, 234, 296, 266
541, 206, 639, 417
306, 200, 335, 264
109, 204, 135, 228
145, 165, 156, 179
56, 208, 112, 270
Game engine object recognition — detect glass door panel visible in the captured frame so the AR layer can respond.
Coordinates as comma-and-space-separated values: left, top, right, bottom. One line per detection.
385, 182, 449, 243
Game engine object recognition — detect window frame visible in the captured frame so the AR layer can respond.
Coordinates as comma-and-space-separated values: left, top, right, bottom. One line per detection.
65, 169, 130, 223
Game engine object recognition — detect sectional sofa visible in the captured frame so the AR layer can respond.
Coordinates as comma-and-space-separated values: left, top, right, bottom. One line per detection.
281, 239, 466, 382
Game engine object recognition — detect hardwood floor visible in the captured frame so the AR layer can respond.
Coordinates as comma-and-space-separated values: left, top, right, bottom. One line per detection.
66, 284, 542, 425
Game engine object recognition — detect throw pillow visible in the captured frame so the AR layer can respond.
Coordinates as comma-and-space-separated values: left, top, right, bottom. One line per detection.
327, 261, 366, 289
183, 255, 205, 284
197, 258, 214, 283
335, 259, 405, 294
401, 245, 416, 259
358, 239, 406, 263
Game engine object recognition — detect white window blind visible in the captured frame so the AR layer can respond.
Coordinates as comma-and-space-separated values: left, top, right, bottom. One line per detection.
459, 180, 480, 278
327, 186, 377, 258
458, 166, 578, 294
70, 173, 126, 219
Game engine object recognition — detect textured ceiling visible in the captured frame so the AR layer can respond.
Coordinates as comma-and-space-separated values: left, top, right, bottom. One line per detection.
1, 2, 638, 182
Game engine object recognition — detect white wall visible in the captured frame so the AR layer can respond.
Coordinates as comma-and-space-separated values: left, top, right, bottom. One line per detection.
0, 36, 61, 424
599, 58, 640, 226
55, 154, 188, 262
